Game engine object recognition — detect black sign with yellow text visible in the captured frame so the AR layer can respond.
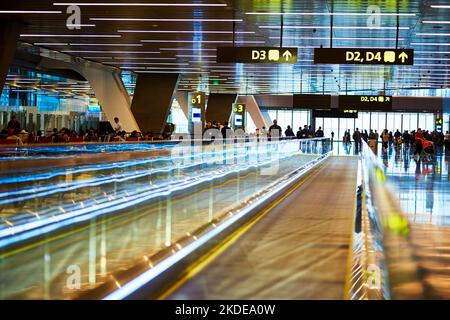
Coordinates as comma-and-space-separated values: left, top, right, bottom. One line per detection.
314, 48, 414, 65
217, 47, 298, 64
339, 95, 393, 111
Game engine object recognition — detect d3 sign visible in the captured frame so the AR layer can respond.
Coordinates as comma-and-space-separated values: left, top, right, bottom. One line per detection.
217, 47, 298, 64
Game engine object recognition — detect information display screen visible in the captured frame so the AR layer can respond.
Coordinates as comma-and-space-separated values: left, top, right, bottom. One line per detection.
234, 115, 243, 126
191, 108, 202, 122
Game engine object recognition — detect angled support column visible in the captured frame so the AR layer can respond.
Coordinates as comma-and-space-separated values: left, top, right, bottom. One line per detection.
260, 110, 273, 128
131, 73, 180, 134
176, 91, 189, 119
39, 57, 139, 132
205, 93, 237, 124
236, 95, 270, 129
0, 20, 21, 94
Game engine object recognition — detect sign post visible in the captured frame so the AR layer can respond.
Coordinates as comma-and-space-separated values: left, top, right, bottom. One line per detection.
189, 92, 206, 137
232, 103, 246, 130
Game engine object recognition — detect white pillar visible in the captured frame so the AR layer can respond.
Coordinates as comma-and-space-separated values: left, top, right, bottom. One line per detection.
39, 58, 140, 132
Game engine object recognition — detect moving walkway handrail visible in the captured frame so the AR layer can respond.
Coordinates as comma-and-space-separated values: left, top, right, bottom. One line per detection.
348, 141, 423, 300
75, 138, 332, 300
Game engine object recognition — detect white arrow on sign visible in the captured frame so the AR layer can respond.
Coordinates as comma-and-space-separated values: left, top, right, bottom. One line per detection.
282, 50, 292, 61
398, 52, 408, 63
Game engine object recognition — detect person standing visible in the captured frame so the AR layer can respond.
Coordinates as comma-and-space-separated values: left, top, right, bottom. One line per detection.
7, 114, 21, 135
381, 129, 389, 152
352, 128, 362, 152
285, 125, 295, 138
269, 120, 282, 139
315, 126, 324, 138
221, 121, 233, 140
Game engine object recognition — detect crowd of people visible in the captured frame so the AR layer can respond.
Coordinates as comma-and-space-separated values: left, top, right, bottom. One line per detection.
344, 127, 450, 156
0, 115, 175, 145
2, 114, 450, 157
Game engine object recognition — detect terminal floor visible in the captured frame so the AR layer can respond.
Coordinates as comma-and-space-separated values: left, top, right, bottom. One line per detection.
166, 157, 358, 300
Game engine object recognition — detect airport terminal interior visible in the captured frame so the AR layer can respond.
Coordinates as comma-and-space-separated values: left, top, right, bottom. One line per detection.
0, 0, 450, 300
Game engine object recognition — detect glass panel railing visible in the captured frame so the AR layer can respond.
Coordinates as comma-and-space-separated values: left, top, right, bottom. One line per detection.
0, 138, 331, 299
348, 141, 423, 300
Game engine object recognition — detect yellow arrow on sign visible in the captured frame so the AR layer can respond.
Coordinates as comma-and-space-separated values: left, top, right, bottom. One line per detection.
282, 50, 292, 61
399, 52, 408, 63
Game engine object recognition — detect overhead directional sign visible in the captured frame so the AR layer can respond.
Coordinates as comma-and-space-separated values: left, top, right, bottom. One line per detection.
293, 94, 332, 109
339, 95, 393, 111
217, 47, 298, 64
314, 48, 414, 65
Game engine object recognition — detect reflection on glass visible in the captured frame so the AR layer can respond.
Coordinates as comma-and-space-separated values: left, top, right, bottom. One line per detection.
0, 139, 330, 299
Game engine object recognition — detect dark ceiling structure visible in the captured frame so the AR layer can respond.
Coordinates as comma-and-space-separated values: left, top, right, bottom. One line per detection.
1, 0, 449, 97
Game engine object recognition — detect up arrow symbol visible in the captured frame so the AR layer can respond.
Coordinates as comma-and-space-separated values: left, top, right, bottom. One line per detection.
282, 50, 292, 61
398, 52, 408, 63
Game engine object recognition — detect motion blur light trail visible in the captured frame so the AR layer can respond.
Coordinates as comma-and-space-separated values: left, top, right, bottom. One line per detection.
0, 142, 178, 160
0, 140, 315, 249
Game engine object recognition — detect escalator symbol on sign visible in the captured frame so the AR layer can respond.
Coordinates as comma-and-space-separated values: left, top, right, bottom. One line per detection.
268, 50, 280, 61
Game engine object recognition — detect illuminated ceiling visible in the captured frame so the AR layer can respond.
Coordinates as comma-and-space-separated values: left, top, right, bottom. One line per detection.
1, 0, 449, 97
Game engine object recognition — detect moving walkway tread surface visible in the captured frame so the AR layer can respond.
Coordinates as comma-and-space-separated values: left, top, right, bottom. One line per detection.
165, 156, 358, 300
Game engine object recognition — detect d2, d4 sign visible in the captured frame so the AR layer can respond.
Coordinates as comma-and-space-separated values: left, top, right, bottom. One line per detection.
217, 47, 298, 64
314, 48, 414, 65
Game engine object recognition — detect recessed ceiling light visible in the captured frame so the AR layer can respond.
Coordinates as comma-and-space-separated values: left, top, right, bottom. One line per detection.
91, 18, 243, 22
416, 33, 450, 36
259, 25, 409, 30
22, 34, 120, 38
54, 2, 226, 7
159, 48, 217, 51
246, 12, 415, 16
430, 5, 450, 9
112, 57, 176, 60
269, 36, 404, 41
423, 20, 450, 24
34, 42, 69, 46
141, 40, 265, 44
118, 30, 255, 34
412, 42, 450, 46
61, 50, 160, 53
0, 10, 62, 14
69, 43, 143, 46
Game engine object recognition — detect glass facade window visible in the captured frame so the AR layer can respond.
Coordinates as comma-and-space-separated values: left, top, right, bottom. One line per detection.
168, 99, 188, 133
245, 111, 257, 134
316, 111, 436, 140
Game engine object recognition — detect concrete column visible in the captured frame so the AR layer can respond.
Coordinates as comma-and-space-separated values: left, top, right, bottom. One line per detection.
0, 20, 21, 94
79, 63, 139, 132
236, 95, 270, 129
176, 91, 189, 119
39, 57, 139, 132
205, 93, 237, 124
260, 110, 273, 128
131, 73, 180, 134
